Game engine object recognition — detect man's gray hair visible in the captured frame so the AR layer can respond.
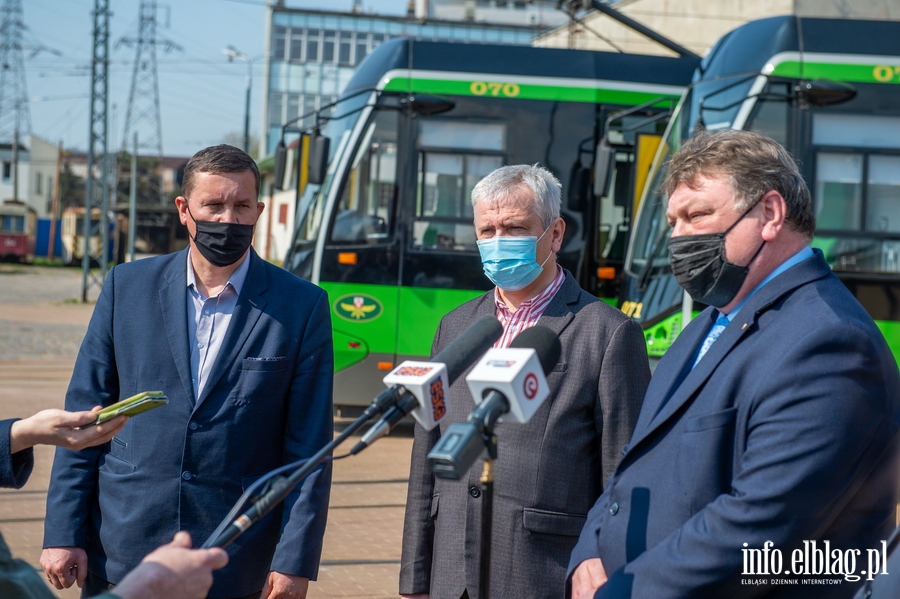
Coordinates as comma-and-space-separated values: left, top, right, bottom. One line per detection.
471, 164, 561, 227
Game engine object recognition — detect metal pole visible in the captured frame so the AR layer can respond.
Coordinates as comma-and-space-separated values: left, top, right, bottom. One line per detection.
588, 0, 700, 60
128, 132, 137, 262
11, 126, 18, 202
244, 60, 251, 154
479, 458, 494, 599
47, 141, 62, 260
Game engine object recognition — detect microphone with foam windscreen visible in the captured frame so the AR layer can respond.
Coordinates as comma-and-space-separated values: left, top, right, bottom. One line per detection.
426, 325, 561, 480
350, 314, 503, 455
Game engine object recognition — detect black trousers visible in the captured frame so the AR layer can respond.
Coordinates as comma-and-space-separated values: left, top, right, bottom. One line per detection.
83, 570, 261, 599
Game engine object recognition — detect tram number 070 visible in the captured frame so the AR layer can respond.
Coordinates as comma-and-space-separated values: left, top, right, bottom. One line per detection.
470, 81, 521, 97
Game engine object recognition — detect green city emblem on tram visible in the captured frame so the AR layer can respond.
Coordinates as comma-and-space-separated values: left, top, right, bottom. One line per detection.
334, 294, 383, 322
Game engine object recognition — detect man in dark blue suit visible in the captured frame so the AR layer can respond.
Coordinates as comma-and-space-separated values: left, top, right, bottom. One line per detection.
568, 130, 900, 598
40, 145, 333, 599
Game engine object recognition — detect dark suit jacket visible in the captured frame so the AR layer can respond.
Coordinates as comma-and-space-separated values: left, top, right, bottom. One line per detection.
43, 249, 334, 598
400, 272, 650, 599
568, 251, 900, 598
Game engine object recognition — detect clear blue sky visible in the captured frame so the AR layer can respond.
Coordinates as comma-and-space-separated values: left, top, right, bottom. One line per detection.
23, 0, 407, 159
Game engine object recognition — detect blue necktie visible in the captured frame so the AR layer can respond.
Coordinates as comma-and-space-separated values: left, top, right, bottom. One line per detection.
693, 315, 730, 368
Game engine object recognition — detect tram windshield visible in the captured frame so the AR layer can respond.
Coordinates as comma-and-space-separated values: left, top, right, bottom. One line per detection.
285, 90, 374, 276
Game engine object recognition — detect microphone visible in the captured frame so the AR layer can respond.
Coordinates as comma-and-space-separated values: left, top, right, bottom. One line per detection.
427, 325, 561, 480
350, 314, 503, 454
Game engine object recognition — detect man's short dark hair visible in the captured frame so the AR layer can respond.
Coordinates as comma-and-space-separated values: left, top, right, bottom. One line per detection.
182, 144, 260, 199
662, 129, 815, 238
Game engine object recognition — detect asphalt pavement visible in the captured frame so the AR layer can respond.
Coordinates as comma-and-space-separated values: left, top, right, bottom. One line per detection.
0, 263, 412, 599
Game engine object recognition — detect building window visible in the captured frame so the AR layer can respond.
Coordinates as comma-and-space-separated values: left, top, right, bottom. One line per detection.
355, 32, 369, 65
307, 29, 320, 62
323, 30, 337, 64
273, 26, 287, 61
2, 162, 10, 181
290, 28, 305, 62
35, 172, 42, 195
47, 176, 53, 200
339, 32, 353, 66
278, 203, 289, 224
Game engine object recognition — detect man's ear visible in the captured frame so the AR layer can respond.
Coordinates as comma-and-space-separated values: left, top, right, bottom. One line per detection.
551, 217, 566, 252
759, 190, 786, 241
175, 196, 189, 226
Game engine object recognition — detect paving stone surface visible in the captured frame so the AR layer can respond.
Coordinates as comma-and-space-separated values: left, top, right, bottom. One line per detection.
0, 264, 413, 599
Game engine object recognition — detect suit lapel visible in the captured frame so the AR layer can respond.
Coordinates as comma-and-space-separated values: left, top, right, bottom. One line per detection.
534, 273, 579, 339
196, 251, 268, 408
632, 307, 716, 436
159, 249, 195, 404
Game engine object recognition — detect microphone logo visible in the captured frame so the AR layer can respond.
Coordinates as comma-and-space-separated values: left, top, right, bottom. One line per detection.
524, 372, 539, 400
430, 379, 447, 420
395, 365, 434, 376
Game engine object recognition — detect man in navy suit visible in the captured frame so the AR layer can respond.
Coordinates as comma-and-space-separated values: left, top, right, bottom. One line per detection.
40, 145, 333, 599
568, 130, 900, 598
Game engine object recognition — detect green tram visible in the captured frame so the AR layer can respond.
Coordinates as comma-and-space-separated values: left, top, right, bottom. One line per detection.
623, 16, 900, 361
282, 38, 697, 411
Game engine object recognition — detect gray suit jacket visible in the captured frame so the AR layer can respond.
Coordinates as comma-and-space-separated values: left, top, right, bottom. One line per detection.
399, 272, 650, 599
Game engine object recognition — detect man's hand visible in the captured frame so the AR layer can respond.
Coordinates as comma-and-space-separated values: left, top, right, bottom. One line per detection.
571, 558, 608, 599
112, 531, 228, 599
41, 546, 87, 589
262, 571, 310, 599
10, 407, 127, 454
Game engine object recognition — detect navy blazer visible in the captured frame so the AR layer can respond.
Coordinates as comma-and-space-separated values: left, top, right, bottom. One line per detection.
568, 251, 900, 598
43, 249, 334, 598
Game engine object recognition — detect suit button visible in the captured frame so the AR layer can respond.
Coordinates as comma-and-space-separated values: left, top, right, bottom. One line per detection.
189, 421, 199, 430
469, 486, 481, 498
621, 444, 629, 455
181, 471, 192, 480
609, 502, 619, 515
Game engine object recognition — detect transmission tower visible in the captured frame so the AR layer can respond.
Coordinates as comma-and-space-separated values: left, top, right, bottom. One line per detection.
0, 0, 31, 141
118, 0, 181, 204
81, 0, 111, 302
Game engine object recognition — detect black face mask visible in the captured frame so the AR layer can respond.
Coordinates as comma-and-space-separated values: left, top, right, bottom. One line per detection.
667, 203, 765, 308
187, 207, 254, 267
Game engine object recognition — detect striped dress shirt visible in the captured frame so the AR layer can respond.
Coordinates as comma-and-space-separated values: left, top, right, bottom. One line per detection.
493, 264, 566, 348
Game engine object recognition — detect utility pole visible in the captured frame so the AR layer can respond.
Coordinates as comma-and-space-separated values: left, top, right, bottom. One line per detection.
119, 0, 182, 204
47, 141, 62, 260
0, 0, 31, 142
128, 132, 137, 262
224, 45, 253, 154
81, 0, 111, 303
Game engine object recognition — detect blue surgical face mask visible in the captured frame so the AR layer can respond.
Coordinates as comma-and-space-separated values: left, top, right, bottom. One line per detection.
477, 226, 552, 291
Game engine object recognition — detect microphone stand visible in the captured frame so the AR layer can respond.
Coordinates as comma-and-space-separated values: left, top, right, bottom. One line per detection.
203, 387, 409, 549
478, 429, 498, 599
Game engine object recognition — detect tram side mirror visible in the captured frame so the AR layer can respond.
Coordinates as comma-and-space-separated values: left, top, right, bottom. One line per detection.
308, 133, 330, 185
798, 79, 857, 107
403, 94, 455, 117
273, 140, 287, 191
593, 138, 615, 198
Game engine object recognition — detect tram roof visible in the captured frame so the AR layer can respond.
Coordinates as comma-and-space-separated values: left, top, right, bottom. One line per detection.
344, 38, 699, 96
699, 15, 900, 81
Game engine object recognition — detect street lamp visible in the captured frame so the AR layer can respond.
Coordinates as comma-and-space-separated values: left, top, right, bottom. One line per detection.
224, 45, 252, 154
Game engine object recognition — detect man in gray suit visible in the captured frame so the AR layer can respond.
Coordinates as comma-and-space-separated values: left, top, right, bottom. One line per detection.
399, 164, 650, 599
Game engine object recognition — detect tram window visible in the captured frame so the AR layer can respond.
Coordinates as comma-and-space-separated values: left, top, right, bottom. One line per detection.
413, 153, 502, 251
330, 111, 397, 244
815, 153, 862, 230
866, 155, 900, 233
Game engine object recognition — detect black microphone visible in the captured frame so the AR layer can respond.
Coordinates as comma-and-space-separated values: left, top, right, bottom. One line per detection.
427, 325, 561, 480
350, 314, 503, 454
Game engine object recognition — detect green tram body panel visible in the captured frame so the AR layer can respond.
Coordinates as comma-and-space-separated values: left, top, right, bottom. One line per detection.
322, 281, 482, 372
